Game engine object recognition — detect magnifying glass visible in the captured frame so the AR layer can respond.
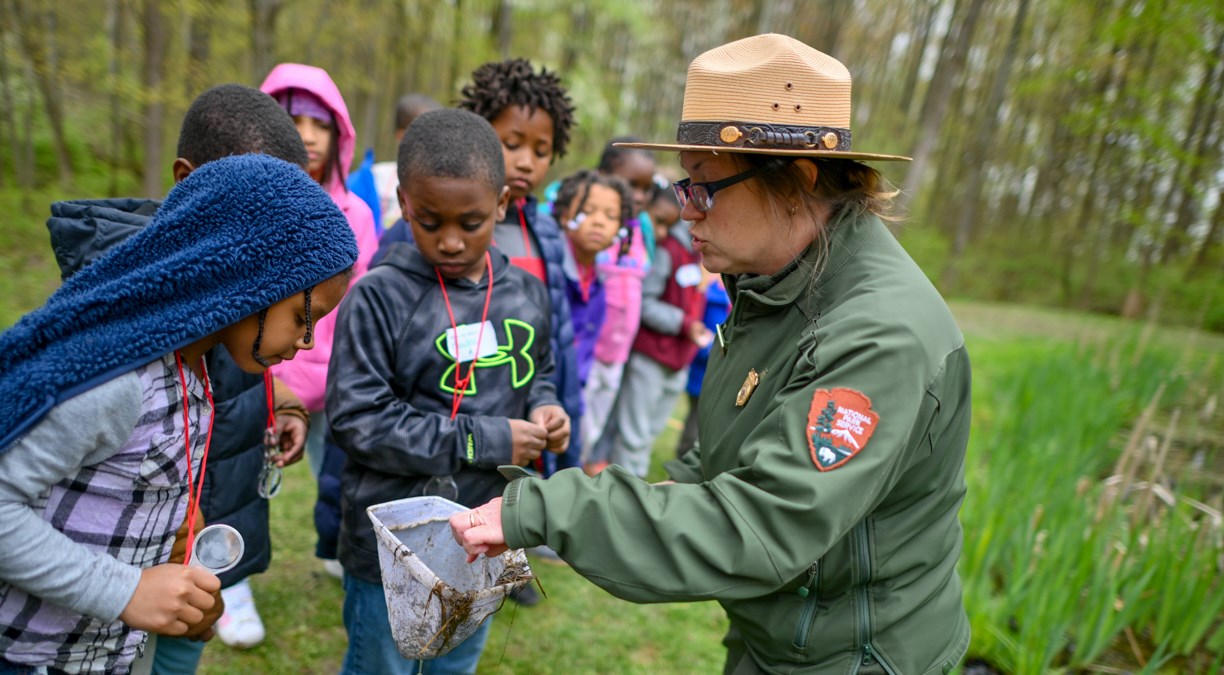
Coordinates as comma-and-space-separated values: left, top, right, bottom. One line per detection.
188, 524, 245, 574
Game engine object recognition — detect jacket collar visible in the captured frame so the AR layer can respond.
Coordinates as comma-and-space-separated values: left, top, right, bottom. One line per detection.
726, 205, 874, 320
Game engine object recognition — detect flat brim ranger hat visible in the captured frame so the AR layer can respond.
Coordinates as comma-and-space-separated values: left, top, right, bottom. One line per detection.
618, 33, 911, 162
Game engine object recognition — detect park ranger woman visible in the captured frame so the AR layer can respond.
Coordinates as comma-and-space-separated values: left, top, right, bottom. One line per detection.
453, 33, 972, 674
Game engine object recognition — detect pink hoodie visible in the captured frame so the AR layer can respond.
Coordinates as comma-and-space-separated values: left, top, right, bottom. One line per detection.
260, 63, 378, 412
593, 217, 650, 365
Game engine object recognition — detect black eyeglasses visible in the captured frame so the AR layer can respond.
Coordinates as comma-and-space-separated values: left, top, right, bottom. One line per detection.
673, 166, 763, 213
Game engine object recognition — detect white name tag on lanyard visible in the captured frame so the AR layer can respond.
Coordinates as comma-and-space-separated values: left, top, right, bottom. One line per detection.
445, 321, 500, 363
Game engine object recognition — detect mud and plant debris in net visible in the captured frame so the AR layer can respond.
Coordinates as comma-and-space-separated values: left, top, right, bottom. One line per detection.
416, 556, 538, 657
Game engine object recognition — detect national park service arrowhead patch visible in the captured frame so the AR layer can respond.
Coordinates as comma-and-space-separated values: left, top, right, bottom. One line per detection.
807, 388, 879, 471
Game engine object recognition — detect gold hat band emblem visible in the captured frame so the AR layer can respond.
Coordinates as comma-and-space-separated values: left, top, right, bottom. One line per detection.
720, 125, 743, 144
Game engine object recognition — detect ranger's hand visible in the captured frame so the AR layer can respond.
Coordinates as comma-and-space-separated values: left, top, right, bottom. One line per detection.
450, 498, 509, 563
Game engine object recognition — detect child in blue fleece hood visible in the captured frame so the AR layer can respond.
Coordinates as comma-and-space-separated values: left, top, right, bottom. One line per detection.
0, 155, 358, 674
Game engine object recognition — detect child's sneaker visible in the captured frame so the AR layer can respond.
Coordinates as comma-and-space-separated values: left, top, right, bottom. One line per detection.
321, 558, 344, 580
215, 579, 265, 649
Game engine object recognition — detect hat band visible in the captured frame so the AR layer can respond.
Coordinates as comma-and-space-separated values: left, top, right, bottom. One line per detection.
676, 121, 852, 152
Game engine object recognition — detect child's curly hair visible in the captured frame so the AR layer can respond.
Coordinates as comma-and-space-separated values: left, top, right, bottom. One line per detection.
459, 58, 575, 158
553, 169, 635, 260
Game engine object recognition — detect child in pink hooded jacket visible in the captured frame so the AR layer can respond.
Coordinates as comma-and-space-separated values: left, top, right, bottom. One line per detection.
260, 63, 378, 465
234, 63, 377, 645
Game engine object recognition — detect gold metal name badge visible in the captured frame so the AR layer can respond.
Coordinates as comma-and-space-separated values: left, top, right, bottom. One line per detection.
720, 125, 743, 144
736, 369, 760, 407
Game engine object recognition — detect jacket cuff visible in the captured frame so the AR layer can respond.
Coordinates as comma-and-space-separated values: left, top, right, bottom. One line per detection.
473, 417, 514, 468
501, 477, 545, 550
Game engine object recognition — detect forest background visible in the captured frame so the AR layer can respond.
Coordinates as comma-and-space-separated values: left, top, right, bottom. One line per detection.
0, 0, 1222, 331
1, 0, 1222, 673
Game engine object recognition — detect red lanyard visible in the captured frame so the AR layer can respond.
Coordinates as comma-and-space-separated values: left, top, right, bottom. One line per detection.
263, 370, 276, 433
514, 198, 532, 250
436, 251, 494, 419
174, 351, 215, 565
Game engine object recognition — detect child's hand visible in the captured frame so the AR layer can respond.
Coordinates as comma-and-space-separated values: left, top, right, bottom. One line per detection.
119, 564, 220, 636
509, 419, 548, 466
530, 405, 571, 453
274, 412, 309, 467
182, 587, 225, 641
450, 498, 510, 563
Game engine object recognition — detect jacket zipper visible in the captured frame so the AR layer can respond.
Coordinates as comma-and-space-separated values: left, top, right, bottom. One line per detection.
790, 560, 820, 652
851, 521, 897, 675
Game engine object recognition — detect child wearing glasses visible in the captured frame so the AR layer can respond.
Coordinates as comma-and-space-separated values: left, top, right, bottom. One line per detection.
597, 183, 711, 479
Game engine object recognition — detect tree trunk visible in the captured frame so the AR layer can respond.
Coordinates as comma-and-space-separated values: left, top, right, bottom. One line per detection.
185, 0, 217, 100
940, 0, 1030, 290
0, 0, 20, 188
447, 0, 463, 94
807, 0, 847, 54
561, 4, 589, 73
1072, 36, 1132, 309
896, 0, 987, 229
1159, 30, 1224, 263
141, 0, 169, 198
493, 0, 512, 60
249, 0, 284, 83
1188, 185, 1223, 276
106, 0, 124, 195
11, 0, 73, 186
899, 0, 941, 118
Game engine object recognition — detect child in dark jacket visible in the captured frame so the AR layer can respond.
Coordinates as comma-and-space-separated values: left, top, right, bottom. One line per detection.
376, 60, 582, 481
458, 58, 583, 477
328, 109, 569, 675
602, 192, 711, 478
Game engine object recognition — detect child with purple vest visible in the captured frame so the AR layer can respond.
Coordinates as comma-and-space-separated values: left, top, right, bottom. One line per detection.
602, 193, 711, 478
554, 170, 633, 394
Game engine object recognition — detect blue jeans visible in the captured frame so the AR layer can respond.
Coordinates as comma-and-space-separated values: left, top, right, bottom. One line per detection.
341, 575, 491, 675
150, 634, 207, 674
0, 659, 36, 675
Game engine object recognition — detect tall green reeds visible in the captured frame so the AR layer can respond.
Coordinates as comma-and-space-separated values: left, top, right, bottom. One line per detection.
961, 334, 1222, 673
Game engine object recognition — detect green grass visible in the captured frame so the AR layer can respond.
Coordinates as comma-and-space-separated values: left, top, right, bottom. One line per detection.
0, 188, 64, 328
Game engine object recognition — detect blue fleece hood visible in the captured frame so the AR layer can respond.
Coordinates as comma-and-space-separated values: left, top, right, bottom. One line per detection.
0, 154, 359, 452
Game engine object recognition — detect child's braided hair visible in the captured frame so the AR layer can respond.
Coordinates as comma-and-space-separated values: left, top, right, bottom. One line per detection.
252, 287, 314, 367
458, 58, 575, 158
552, 169, 635, 261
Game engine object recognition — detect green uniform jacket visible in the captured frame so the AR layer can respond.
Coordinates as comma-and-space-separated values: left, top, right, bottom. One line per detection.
502, 208, 971, 674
